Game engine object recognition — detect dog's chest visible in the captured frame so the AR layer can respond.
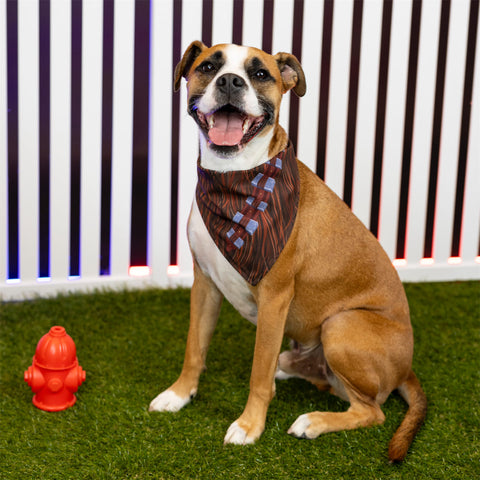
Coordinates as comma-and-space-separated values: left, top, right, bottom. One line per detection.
188, 200, 258, 324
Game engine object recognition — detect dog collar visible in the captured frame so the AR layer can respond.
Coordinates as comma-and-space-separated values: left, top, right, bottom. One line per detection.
196, 140, 300, 286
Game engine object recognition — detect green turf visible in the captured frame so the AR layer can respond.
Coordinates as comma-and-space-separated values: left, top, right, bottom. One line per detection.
0, 281, 479, 479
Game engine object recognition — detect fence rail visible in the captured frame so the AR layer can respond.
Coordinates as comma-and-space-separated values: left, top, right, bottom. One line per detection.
1, 0, 479, 302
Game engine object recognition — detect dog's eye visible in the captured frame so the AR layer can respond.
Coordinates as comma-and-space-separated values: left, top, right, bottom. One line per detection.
200, 62, 216, 74
255, 69, 269, 80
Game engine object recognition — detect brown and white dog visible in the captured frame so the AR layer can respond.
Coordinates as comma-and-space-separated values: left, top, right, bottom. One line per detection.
149, 41, 427, 462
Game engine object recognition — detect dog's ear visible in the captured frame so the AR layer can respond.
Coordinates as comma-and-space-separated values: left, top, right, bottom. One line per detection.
273, 52, 306, 97
174, 41, 208, 91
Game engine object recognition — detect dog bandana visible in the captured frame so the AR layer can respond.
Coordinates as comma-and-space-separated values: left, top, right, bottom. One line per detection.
196, 140, 300, 285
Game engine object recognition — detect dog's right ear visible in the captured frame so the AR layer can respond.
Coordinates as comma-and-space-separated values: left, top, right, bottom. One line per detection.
174, 41, 208, 91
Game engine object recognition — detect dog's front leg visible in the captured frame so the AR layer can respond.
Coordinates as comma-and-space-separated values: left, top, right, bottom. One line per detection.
224, 282, 294, 445
149, 262, 223, 412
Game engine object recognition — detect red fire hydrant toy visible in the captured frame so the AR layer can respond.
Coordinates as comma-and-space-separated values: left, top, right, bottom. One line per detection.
24, 326, 86, 411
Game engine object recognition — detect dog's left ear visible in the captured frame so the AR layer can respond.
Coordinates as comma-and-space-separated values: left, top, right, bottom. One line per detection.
174, 40, 208, 91
274, 52, 306, 97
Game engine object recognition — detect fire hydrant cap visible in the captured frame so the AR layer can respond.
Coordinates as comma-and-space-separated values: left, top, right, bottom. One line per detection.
34, 326, 77, 370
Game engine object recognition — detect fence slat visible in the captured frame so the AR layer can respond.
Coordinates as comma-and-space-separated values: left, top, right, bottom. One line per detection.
109, 0, 135, 278
242, 0, 263, 49
80, 1, 103, 278
461, 17, 480, 263
406, 0, 441, 265
49, 0, 71, 281
434, 0, 471, 264
18, 0, 39, 282
149, 0, 174, 284
297, 0, 323, 173
324, 0, 353, 198
351, 0, 383, 227
212, 0, 233, 45
177, 1, 203, 279
378, 0, 412, 259
272, 0, 294, 135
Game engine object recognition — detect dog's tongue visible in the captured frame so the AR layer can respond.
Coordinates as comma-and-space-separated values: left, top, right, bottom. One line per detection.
208, 110, 244, 146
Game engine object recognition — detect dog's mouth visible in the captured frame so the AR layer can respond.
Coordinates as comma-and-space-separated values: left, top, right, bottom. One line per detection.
195, 105, 267, 148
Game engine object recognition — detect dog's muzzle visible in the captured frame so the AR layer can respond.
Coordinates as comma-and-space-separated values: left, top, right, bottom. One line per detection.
196, 105, 265, 147
190, 73, 272, 150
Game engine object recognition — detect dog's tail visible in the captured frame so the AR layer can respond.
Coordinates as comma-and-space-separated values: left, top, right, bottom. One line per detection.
388, 370, 427, 463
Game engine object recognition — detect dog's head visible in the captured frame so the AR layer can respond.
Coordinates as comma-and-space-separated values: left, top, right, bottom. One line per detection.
174, 42, 306, 168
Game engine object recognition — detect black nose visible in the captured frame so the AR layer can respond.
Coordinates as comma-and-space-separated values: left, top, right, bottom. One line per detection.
216, 73, 246, 95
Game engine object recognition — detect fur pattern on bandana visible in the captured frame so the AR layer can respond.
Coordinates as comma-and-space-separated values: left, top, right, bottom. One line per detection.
195, 140, 300, 285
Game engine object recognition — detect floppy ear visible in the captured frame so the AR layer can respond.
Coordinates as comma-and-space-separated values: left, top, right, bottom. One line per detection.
174, 40, 208, 91
273, 52, 306, 97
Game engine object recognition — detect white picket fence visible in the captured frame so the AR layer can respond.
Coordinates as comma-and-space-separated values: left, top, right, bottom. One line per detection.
1, 0, 479, 302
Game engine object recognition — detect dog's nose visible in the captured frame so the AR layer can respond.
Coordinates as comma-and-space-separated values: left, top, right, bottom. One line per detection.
216, 74, 246, 95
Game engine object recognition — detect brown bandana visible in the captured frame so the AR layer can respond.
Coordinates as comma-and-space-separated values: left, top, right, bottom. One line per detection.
196, 140, 300, 285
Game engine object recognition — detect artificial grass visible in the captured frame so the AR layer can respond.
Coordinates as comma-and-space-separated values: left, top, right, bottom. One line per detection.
0, 281, 479, 479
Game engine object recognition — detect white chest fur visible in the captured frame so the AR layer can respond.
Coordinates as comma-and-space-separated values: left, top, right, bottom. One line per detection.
188, 200, 258, 324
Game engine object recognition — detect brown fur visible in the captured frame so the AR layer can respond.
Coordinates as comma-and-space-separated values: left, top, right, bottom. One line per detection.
158, 42, 426, 462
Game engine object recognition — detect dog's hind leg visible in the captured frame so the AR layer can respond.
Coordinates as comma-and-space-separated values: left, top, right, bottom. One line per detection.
149, 261, 223, 412
288, 390, 386, 439
288, 309, 412, 440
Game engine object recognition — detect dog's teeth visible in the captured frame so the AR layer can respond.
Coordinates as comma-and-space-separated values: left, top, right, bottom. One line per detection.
242, 119, 250, 134
208, 115, 215, 128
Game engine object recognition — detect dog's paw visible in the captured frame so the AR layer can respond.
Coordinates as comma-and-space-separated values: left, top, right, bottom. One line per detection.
148, 390, 191, 413
287, 413, 315, 439
223, 421, 257, 445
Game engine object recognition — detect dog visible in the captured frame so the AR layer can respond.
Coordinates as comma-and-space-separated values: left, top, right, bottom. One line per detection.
149, 41, 427, 463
